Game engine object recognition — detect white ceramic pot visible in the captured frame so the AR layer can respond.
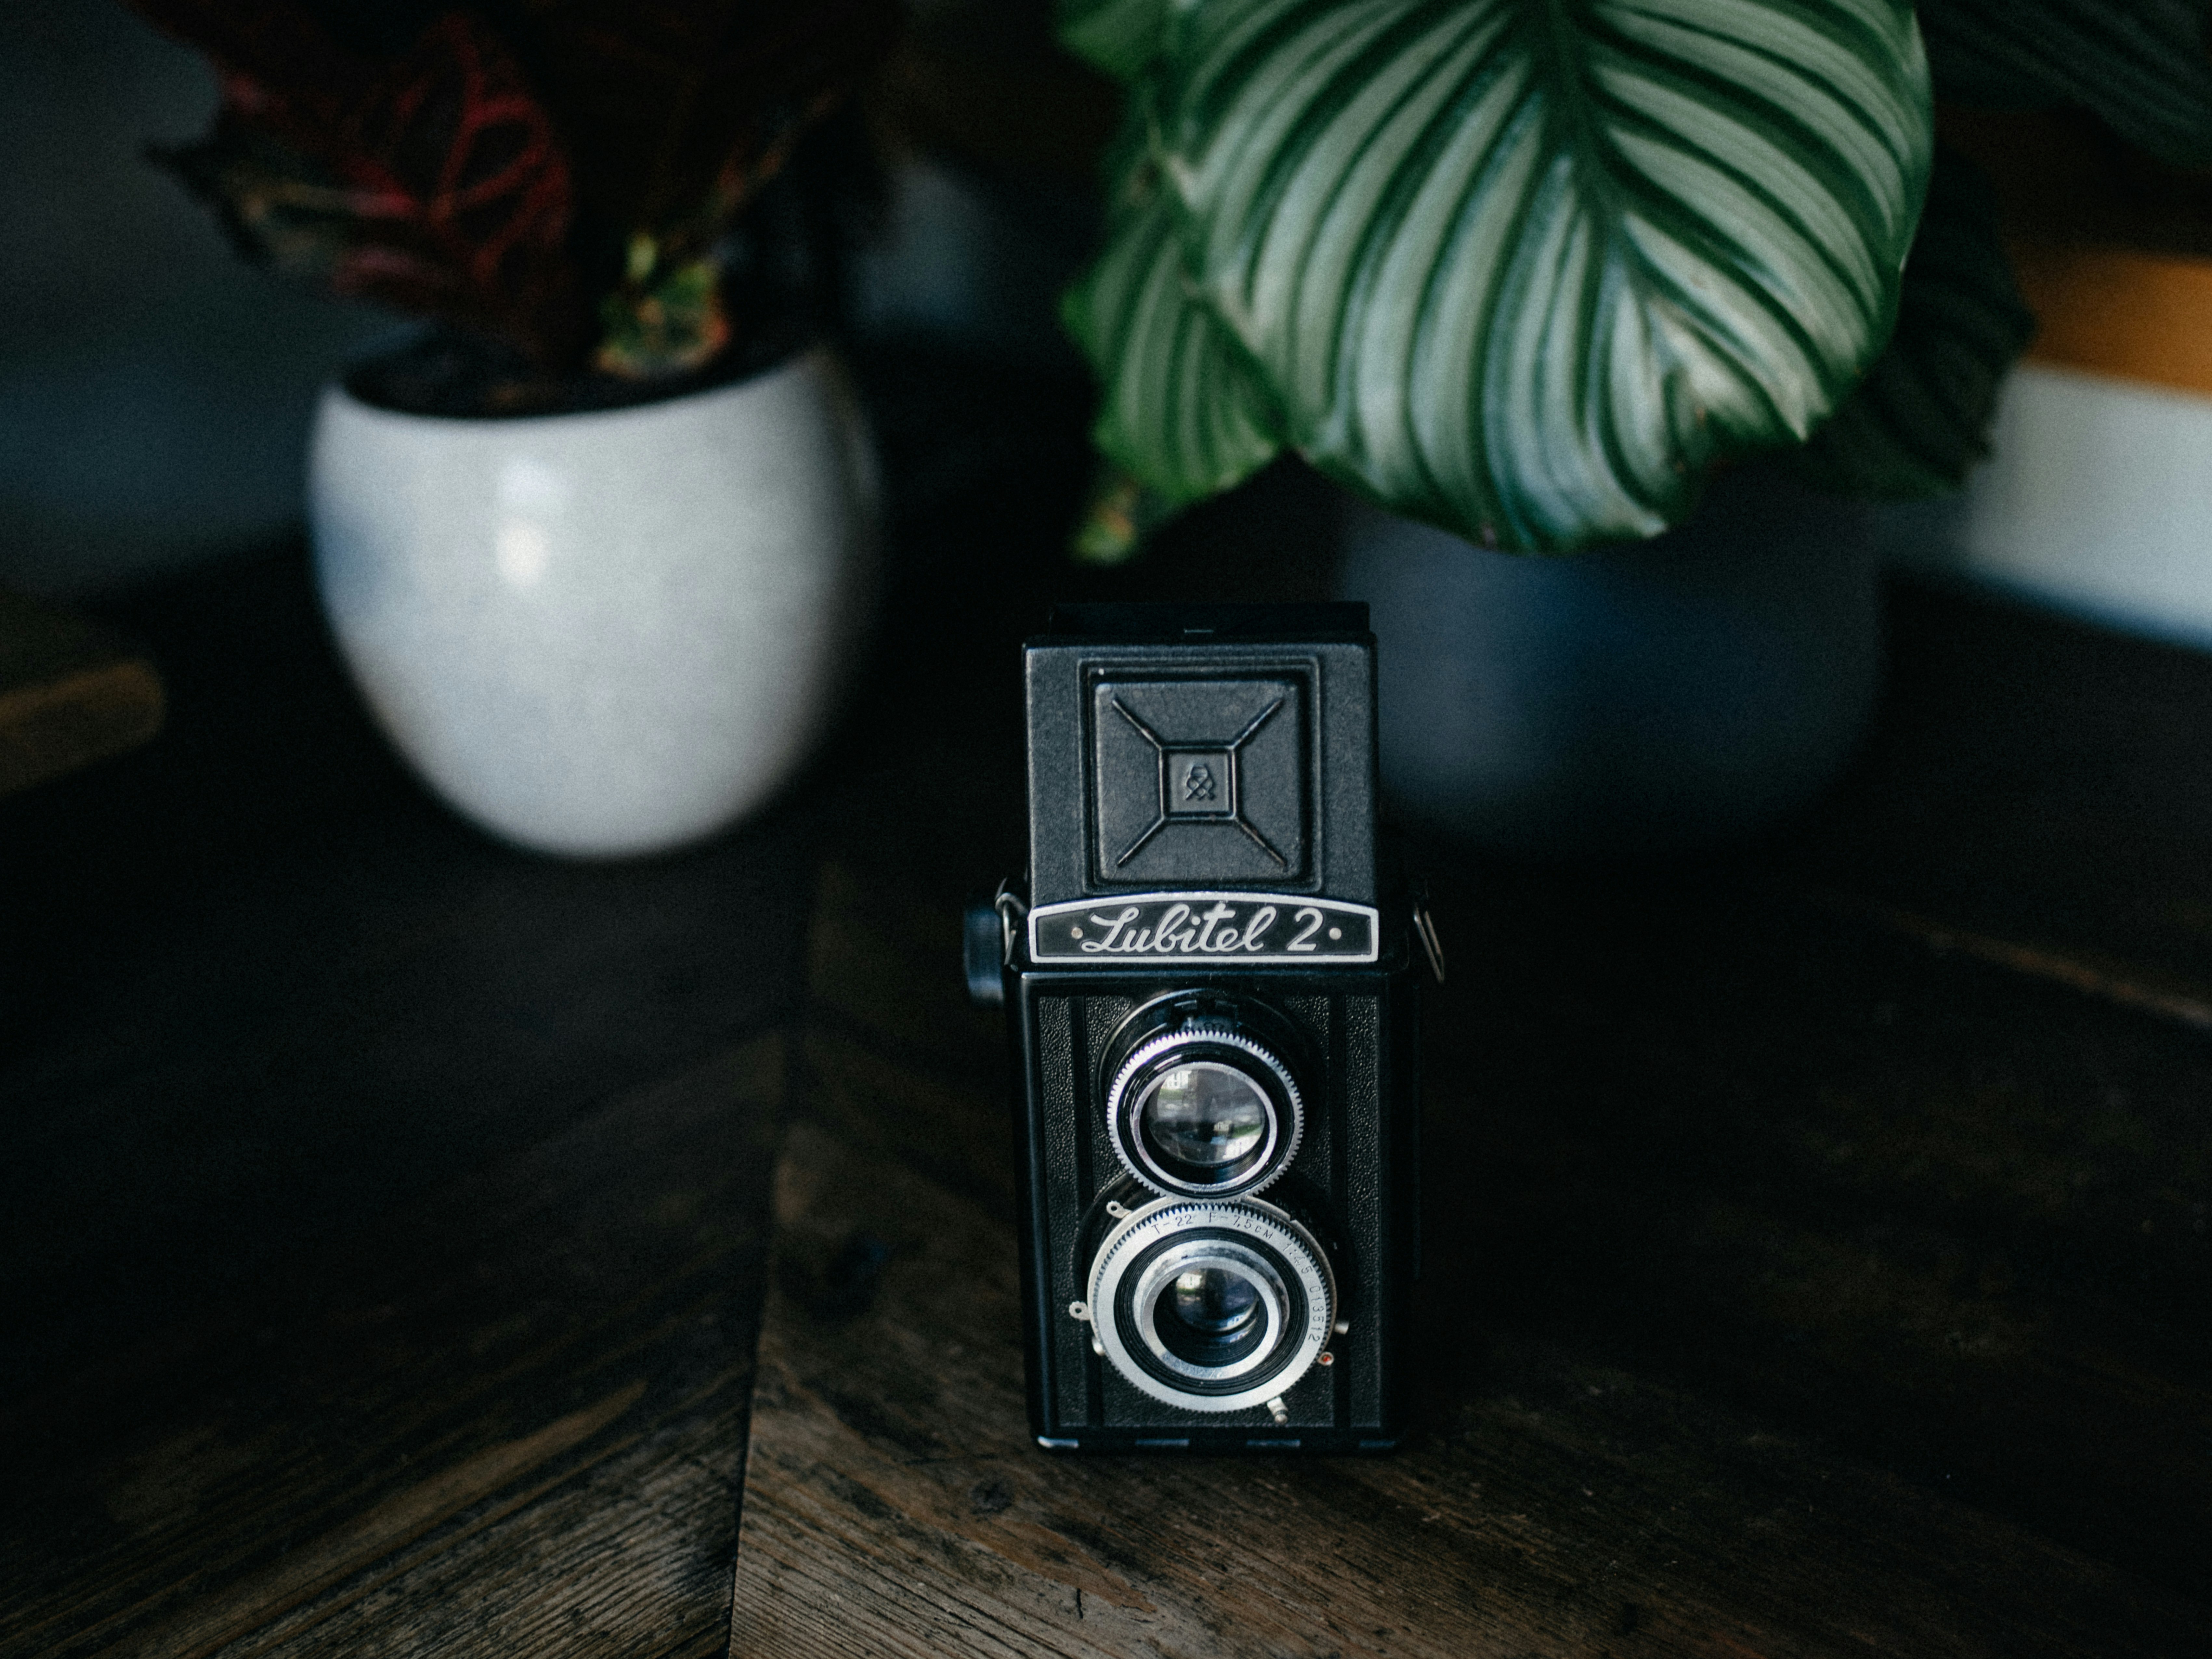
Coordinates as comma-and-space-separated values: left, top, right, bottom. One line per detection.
308, 347, 879, 857
1338, 465, 1882, 858
1939, 362, 2212, 647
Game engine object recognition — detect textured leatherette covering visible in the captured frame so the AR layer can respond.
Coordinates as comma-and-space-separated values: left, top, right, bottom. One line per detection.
1025, 606, 1377, 909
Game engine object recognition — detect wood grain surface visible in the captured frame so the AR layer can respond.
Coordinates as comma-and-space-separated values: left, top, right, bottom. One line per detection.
731, 656, 2212, 1656
733, 1118, 2199, 1658
0, 586, 162, 795
3, 1036, 783, 1659
0, 548, 814, 1654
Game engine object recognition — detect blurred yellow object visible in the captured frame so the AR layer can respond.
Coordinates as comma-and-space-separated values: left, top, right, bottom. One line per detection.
2012, 241, 2212, 397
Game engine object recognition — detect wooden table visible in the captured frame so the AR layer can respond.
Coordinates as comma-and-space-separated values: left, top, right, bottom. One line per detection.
0, 586, 163, 796
3, 348, 2206, 1656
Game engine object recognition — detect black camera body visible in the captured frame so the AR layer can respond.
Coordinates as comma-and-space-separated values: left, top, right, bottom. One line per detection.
976, 603, 1426, 1454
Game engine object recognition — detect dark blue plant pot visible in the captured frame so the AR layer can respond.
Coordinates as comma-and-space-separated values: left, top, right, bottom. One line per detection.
1337, 466, 1882, 858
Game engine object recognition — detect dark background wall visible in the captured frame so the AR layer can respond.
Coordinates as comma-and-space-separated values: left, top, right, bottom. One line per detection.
0, 0, 388, 598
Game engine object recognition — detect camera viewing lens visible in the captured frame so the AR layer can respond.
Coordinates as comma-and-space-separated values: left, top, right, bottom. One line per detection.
1105, 1010, 1303, 1198
1140, 1063, 1269, 1169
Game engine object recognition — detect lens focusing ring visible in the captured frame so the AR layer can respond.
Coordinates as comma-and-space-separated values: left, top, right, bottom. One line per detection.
1086, 1196, 1336, 1414
1106, 1024, 1304, 1199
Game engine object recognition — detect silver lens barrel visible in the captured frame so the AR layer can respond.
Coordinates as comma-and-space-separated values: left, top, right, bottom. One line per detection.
1085, 1196, 1336, 1414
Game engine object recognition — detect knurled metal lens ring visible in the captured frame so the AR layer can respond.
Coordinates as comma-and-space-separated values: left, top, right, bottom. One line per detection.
1105, 1024, 1304, 1199
1085, 1196, 1336, 1415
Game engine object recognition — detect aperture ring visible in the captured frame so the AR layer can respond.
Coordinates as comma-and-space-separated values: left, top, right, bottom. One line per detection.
1085, 1196, 1335, 1414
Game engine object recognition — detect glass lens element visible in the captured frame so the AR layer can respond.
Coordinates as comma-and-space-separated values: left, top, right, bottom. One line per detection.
1168, 1267, 1261, 1338
1139, 1062, 1269, 1169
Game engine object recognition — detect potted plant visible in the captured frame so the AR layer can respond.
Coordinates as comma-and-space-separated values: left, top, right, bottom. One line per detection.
130, 0, 900, 856
1055, 0, 2212, 853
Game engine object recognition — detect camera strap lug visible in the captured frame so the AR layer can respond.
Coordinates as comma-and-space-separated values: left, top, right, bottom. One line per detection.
1411, 879, 1446, 985
994, 880, 1029, 968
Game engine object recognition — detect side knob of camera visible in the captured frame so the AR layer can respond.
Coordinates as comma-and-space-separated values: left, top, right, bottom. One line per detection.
962, 882, 1026, 1008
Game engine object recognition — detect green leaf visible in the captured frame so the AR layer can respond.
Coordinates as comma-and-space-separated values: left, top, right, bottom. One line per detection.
1057, 0, 1175, 83
1156, 0, 1934, 551
1791, 147, 2034, 498
1061, 149, 1285, 511
1917, 0, 2212, 167
593, 251, 732, 379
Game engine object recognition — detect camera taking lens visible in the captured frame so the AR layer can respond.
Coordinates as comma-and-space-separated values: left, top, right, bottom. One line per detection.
1087, 1198, 1334, 1413
1166, 1267, 1260, 1341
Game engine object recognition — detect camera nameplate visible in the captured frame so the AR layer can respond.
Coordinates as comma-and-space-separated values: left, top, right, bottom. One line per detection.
1028, 893, 1379, 966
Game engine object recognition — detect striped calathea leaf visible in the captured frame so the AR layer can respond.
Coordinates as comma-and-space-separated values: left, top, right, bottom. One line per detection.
1063, 92, 1286, 531
1062, 0, 1934, 553
1791, 147, 2034, 499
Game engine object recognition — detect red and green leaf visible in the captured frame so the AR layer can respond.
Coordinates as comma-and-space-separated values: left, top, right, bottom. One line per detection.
144, 7, 582, 361
131, 2, 902, 375
333, 13, 578, 350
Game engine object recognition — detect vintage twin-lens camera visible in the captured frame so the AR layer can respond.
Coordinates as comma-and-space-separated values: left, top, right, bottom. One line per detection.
969, 603, 1434, 1453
